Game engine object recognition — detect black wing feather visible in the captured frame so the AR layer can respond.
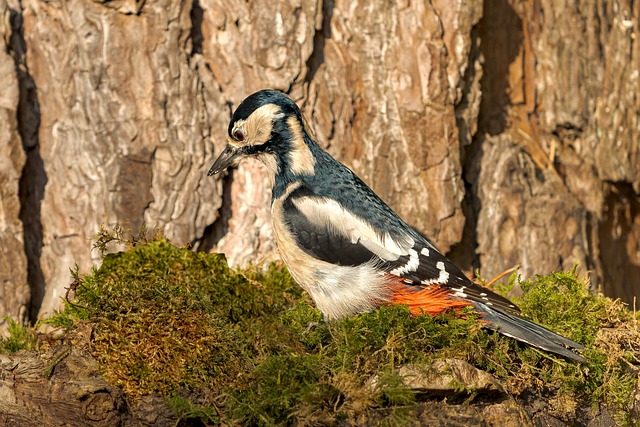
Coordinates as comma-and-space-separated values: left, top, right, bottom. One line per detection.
282, 193, 377, 266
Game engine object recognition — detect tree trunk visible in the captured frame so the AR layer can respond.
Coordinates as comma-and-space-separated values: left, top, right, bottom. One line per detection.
0, 0, 29, 330
0, 0, 638, 324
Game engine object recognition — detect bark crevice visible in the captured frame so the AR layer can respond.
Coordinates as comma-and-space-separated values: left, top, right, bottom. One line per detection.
9, 4, 46, 325
197, 170, 234, 253
304, 0, 334, 85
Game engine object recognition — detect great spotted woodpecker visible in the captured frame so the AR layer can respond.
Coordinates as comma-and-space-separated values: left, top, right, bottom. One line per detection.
208, 90, 584, 361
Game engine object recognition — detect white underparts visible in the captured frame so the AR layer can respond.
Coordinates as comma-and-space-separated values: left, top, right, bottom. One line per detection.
301, 261, 391, 320
271, 182, 394, 320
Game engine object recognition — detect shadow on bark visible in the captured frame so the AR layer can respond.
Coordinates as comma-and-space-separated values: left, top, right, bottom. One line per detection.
449, 0, 523, 272
304, 0, 334, 84
476, 0, 523, 136
190, 0, 203, 56
9, 7, 46, 325
598, 182, 640, 306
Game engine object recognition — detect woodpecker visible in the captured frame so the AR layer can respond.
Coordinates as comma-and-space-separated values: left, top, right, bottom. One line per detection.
208, 90, 585, 362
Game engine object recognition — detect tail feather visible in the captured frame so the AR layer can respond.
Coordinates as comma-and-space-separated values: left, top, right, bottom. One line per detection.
475, 302, 585, 362
385, 280, 585, 361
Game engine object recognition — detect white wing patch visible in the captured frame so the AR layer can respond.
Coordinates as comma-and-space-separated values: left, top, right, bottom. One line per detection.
420, 260, 450, 285
292, 196, 413, 261
451, 286, 468, 298
390, 249, 419, 276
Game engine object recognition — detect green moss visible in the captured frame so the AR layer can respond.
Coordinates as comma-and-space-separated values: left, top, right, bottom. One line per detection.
0, 317, 37, 353
51, 231, 640, 426
167, 395, 220, 425
516, 268, 617, 345
55, 239, 304, 399
229, 353, 339, 425
514, 271, 639, 418
376, 370, 416, 407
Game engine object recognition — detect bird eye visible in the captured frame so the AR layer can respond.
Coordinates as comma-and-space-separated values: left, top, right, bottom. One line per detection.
232, 129, 245, 142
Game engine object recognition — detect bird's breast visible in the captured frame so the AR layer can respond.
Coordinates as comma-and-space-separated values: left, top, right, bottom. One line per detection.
271, 182, 391, 319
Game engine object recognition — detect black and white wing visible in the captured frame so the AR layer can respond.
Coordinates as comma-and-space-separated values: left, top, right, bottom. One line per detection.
281, 184, 519, 314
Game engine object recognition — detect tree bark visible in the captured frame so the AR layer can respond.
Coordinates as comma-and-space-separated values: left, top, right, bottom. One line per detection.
0, 347, 130, 426
472, 0, 640, 303
0, 0, 638, 323
0, 0, 29, 328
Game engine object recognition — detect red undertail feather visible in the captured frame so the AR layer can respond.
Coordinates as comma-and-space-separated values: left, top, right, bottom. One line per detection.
387, 277, 472, 316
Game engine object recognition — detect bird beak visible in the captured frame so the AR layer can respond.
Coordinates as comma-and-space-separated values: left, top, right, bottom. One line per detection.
208, 145, 243, 176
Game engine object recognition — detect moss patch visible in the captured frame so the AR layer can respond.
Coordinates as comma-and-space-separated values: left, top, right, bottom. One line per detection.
0, 317, 37, 353
45, 232, 639, 426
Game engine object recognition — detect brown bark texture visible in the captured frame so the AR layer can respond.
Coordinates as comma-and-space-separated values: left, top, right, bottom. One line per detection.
0, 0, 638, 325
1, 344, 197, 426
0, 0, 28, 327
0, 347, 130, 426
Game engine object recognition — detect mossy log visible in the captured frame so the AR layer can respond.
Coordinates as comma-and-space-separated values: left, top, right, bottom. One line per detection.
0, 347, 625, 427
1, 239, 637, 426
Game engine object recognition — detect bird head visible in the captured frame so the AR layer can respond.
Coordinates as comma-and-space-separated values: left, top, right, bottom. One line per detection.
208, 90, 317, 180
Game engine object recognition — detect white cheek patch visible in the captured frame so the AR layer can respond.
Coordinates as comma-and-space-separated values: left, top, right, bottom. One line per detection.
286, 116, 316, 175
233, 104, 284, 148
